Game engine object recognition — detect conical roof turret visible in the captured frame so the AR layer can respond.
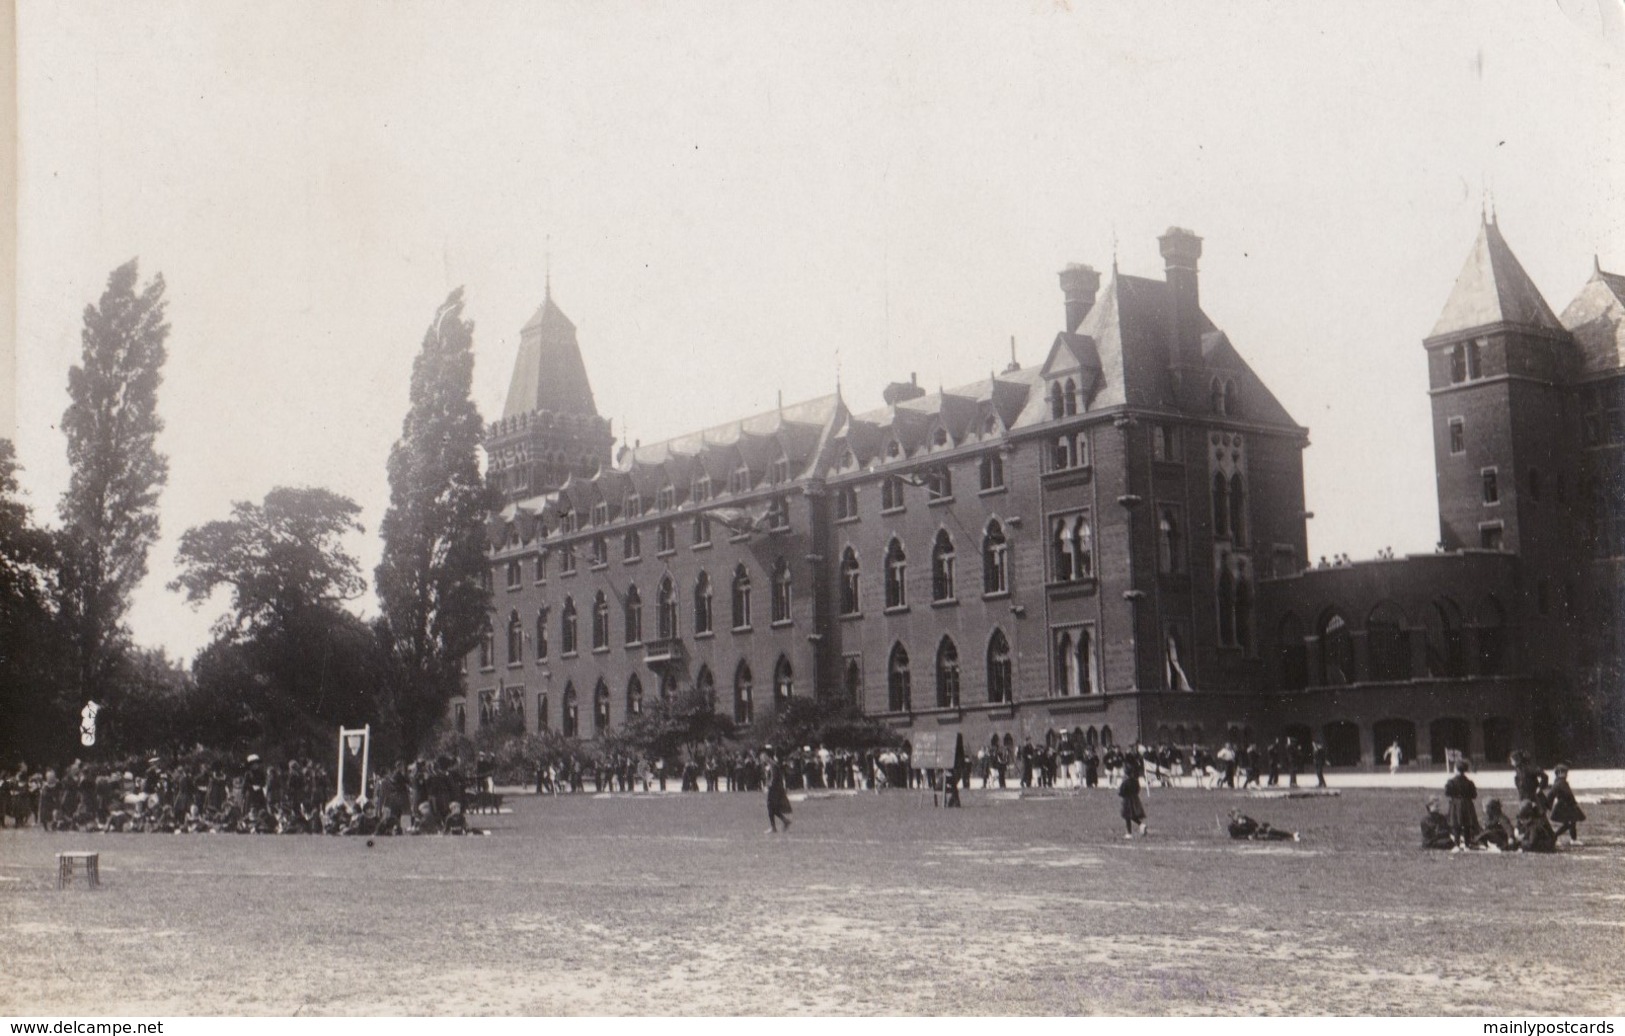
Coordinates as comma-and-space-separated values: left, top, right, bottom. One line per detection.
1428, 218, 1563, 340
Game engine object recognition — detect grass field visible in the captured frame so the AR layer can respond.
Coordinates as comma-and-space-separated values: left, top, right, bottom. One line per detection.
1, 785, 1622, 1016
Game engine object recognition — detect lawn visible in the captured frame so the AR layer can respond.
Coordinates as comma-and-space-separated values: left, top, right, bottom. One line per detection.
1, 785, 1621, 1016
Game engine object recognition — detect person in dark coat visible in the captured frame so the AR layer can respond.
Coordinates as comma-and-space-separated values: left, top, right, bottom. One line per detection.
1119, 771, 1147, 838
1443, 760, 1480, 852
1227, 808, 1298, 842
1473, 798, 1517, 852
1515, 799, 1557, 853
763, 750, 792, 833
1420, 799, 1454, 849
1312, 740, 1328, 788
1547, 764, 1585, 846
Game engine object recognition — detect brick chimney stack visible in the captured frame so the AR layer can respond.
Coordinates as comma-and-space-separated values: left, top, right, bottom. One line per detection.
1057, 263, 1102, 334
1158, 227, 1203, 367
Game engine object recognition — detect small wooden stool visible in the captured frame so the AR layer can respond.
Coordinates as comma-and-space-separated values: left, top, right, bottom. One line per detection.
56, 851, 99, 889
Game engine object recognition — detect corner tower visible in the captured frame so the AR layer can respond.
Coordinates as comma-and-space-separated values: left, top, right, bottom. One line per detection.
1423, 216, 1574, 557
486, 283, 614, 502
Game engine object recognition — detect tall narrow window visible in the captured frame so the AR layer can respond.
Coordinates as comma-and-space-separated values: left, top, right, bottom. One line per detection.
734, 662, 753, 725
593, 680, 610, 734
979, 452, 1004, 491
931, 530, 956, 602
1158, 507, 1183, 575
624, 584, 643, 645
887, 642, 912, 712
839, 547, 861, 615
592, 592, 610, 650
562, 683, 578, 738
935, 637, 961, 708
535, 607, 549, 660
986, 630, 1013, 704
626, 674, 644, 717
884, 538, 908, 609
1235, 579, 1255, 655
1063, 378, 1078, 415
1056, 631, 1077, 696
1449, 343, 1467, 384
926, 466, 952, 500
506, 611, 523, 665
1482, 468, 1500, 505
1229, 473, 1247, 545
1448, 418, 1465, 455
731, 564, 752, 629
1217, 567, 1236, 645
693, 571, 713, 634
561, 597, 578, 655
1077, 628, 1096, 694
982, 520, 1008, 595
1466, 339, 1483, 380
835, 485, 858, 520
656, 576, 678, 640
771, 558, 793, 624
1050, 382, 1065, 419
479, 620, 495, 669
692, 513, 711, 546
882, 475, 906, 512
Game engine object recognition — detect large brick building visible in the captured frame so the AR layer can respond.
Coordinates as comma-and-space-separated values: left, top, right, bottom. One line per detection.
459, 219, 1623, 767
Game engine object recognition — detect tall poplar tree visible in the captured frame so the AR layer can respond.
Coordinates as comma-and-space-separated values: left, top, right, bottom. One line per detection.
374, 288, 493, 756
57, 259, 170, 708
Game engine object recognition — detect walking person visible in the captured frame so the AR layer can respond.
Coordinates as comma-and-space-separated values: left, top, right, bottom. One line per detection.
1548, 765, 1586, 846
1118, 768, 1147, 839
763, 749, 792, 834
1312, 740, 1328, 788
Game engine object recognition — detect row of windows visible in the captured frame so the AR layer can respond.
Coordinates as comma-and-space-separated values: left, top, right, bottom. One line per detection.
475, 657, 797, 736
873, 626, 1101, 713
838, 521, 1012, 615
482, 563, 798, 667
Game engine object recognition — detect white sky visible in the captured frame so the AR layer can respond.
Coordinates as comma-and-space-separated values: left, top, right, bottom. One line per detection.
8, 1, 1624, 665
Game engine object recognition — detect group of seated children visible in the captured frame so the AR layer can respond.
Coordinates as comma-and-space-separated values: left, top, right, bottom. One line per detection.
49, 796, 482, 837
1420, 758, 1584, 853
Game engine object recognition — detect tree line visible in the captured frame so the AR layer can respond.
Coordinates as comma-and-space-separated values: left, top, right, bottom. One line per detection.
1, 265, 891, 770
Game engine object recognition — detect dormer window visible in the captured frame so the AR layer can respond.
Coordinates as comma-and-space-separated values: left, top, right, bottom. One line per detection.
769, 451, 791, 485
591, 502, 608, 526
623, 493, 642, 518
885, 439, 902, 460
1063, 379, 1078, 416
932, 427, 949, 448
656, 485, 675, 511
729, 461, 751, 494
692, 475, 712, 503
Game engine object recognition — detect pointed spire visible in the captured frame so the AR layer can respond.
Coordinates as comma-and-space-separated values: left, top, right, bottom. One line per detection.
1428, 218, 1563, 339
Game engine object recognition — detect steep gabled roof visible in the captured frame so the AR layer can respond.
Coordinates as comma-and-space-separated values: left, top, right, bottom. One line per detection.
1428, 219, 1563, 340
1559, 262, 1625, 374
503, 292, 601, 419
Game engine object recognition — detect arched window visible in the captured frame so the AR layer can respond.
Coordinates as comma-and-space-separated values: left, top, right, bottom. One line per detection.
1210, 377, 1226, 415
561, 597, 578, 655
1053, 435, 1074, 471
656, 576, 678, 640
884, 538, 908, 610
986, 629, 1013, 703
626, 674, 644, 717
1229, 473, 1246, 545
593, 680, 611, 734
887, 642, 912, 712
693, 571, 713, 634
1063, 378, 1078, 416
1212, 472, 1230, 538
592, 591, 610, 650
1055, 631, 1077, 696
774, 655, 794, 704
771, 558, 793, 623
931, 530, 956, 602
1427, 597, 1466, 677
734, 662, 753, 725
660, 669, 679, 701
536, 692, 548, 732
562, 683, 579, 738
1077, 628, 1096, 694
843, 658, 862, 703
1366, 602, 1412, 681
624, 584, 643, 645
839, 547, 861, 615
695, 664, 715, 706
1158, 508, 1182, 574
479, 619, 495, 669
535, 607, 549, 660
1052, 514, 1092, 582
731, 564, 752, 629
507, 611, 524, 664
982, 520, 1008, 595
1317, 610, 1353, 686
935, 637, 961, 708
1050, 381, 1065, 419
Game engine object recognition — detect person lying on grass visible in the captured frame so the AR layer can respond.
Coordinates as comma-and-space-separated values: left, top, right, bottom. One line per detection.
1226, 808, 1299, 842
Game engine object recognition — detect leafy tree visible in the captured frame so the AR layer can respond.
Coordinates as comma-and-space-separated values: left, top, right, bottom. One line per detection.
0, 440, 71, 763
171, 486, 365, 635
619, 687, 738, 761
56, 260, 170, 708
172, 487, 382, 749
374, 289, 493, 758
755, 695, 900, 755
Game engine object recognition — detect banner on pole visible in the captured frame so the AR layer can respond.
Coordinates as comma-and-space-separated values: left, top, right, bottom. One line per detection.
79, 700, 100, 747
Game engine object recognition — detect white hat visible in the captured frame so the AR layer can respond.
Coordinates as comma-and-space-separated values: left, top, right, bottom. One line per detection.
246, 754, 261, 763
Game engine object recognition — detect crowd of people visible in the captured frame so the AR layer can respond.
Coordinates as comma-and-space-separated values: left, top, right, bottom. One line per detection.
532, 745, 889, 796
0, 754, 489, 836
969, 735, 1330, 792
1420, 751, 1586, 853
